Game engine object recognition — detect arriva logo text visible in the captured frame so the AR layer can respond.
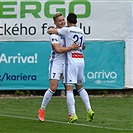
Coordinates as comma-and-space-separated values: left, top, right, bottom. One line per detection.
0, 53, 38, 64
87, 70, 117, 79
0, 0, 91, 18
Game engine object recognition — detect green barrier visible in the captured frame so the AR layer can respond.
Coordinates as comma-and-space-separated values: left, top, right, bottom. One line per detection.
0, 41, 124, 90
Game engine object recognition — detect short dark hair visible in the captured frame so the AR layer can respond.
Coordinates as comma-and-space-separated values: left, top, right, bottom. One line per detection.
67, 13, 77, 24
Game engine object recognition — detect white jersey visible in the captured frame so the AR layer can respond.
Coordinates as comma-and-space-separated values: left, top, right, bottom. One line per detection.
49, 34, 65, 80
57, 26, 85, 64
57, 26, 85, 84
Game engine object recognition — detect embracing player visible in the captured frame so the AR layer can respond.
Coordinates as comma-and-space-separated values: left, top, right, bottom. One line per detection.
38, 13, 79, 122
48, 13, 94, 123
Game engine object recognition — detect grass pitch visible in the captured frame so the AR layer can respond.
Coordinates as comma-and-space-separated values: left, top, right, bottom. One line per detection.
0, 95, 133, 133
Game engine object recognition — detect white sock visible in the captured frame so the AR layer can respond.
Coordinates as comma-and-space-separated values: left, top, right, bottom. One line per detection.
66, 90, 76, 116
78, 88, 91, 112
41, 88, 55, 110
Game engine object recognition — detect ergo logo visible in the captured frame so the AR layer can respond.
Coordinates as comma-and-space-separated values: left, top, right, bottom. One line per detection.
0, 0, 91, 18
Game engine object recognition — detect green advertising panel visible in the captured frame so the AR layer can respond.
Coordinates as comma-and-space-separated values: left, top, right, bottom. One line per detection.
0, 42, 50, 89
84, 41, 125, 89
0, 41, 125, 90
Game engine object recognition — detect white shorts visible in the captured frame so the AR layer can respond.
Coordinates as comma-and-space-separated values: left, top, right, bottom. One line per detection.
63, 63, 85, 85
49, 65, 63, 80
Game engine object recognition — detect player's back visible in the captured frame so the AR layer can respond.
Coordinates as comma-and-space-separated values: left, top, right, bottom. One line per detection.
58, 26, 85, 63
66, 26, 84, 47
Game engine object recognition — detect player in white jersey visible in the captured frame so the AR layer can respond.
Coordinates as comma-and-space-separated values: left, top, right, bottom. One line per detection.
38, 13, 79, 122
49, 33, 65, 80
48, 13, 94, 123
58, 23, 85, 85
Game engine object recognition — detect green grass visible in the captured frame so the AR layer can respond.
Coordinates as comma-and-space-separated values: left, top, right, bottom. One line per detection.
0, 96, 133, 133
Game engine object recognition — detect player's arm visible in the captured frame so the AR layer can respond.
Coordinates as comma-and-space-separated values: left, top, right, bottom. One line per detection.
47, 27, 67, 36
52, 42, 79, 54
47, 28, 58, 34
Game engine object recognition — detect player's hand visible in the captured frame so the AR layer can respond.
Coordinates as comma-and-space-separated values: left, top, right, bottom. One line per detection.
82, 43, 86, 50
71, 42, 80, 50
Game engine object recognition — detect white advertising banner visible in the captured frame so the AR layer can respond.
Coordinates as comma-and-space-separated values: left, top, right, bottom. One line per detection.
0, 0, 131, 41
125, 40, 133, 88
124, 1, 133, 88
